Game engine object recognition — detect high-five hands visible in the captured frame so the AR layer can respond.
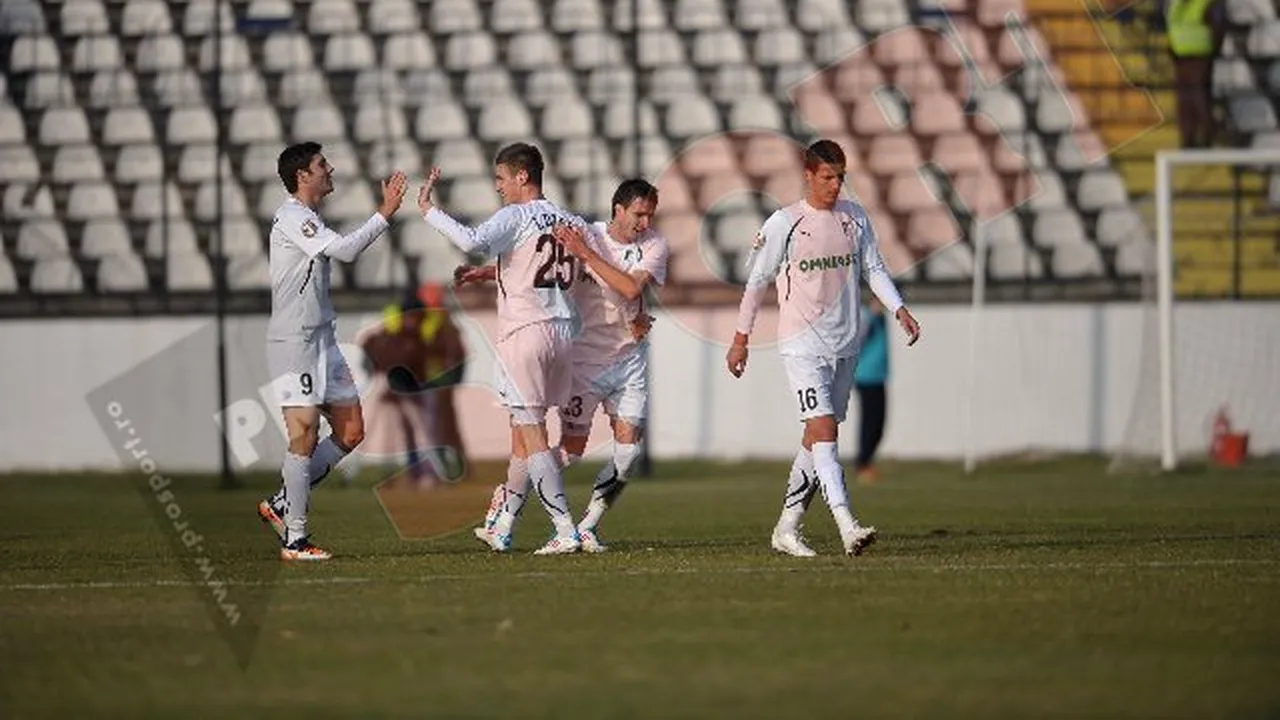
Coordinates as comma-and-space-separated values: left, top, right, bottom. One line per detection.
418, 167, 442, 216
378, 171, 408, 220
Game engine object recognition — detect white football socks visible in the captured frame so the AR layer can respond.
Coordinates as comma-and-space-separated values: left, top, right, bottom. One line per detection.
272, 436, 347, 510
492, 455, 530, 537
526, 449, 577, 538
811, 441, 859, 539
579, 441, 641, 532
777, 448, 817, 533
281, 451, 311, 546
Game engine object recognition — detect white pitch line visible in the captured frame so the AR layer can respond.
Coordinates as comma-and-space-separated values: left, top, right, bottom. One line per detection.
1, 558, 1276, 593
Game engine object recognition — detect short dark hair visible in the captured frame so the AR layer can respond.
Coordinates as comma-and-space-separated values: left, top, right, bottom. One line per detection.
494, 142, 544, 187
611, 178, 659, 217
804, 139, 847, 171
278, 142, 323, 193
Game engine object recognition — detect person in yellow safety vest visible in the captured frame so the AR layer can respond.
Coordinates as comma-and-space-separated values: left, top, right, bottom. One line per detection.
1165, 0, 1225, 148
360, 284, 469, 487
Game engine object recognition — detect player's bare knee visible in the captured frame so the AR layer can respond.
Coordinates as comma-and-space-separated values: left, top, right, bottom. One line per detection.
614, 418, 644, 445
805, 416, 838, 444
560, 430, 589, 457
337, 422, 365, 450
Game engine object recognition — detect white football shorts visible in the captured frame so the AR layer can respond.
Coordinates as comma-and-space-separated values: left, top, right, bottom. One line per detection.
781, 353, 857, 422
560, 344, 649, 433
267, 327, 359, 408
493, 320, 575, 425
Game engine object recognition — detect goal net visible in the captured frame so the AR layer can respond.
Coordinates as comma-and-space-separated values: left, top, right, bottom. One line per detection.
1109, 148, 1280, 472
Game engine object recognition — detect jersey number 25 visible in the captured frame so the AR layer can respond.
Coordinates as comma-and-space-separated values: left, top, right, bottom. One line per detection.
533, 234, 577, 290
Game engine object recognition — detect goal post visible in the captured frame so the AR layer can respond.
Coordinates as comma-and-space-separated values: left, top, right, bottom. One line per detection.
1151, 147, 1280, 471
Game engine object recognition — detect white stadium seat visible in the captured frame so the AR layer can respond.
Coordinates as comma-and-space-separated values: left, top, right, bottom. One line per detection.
24, 71, 76, 108
194, 181, 250, 222
552, 0, 604, 31
367, 139, 424, 181
61, 0, 110, 36
1226, 0, 1275, 24
103, 107, 156, 146
444, 176, 501, 218
415, 101, 470, 142
430, 0, 483, 34
556, 138, 612, 180
508, 31, 562, 71
354, 105, 409, 143
230, 106, 284, 145
858, 0, 911, 32
814, 26, 868, 65
98, 254, 150, 293
673, 0, 725, 31
279, 70, 333, 108
214, 217, 266, 257
693, 29, 748, 68
198, 35, 252, 72
369, 0, 421, 34
612, 0, 667, 31
219, 70, 269, 108
1228, 92, 1278, 133
1246, 20, 1280, 58
5, 184, 56, 220
796, 0, 852, 31
603, 100, 659, 140
115, 144, 165, 183
9, 35, 59, 73
152, 69, 203, 107
31, 258, 85, 293
1050, 241, 1104, 278
354, 243, 409, 288
324, 34, 377, 71
177, 145, 235, 184
0, 257, 18, 294
445, 32, 498, 70
17, 220, 71, 261
80, 219, 134, 259
665, 96, 720, 139
89, 70, 141, 108
263, 34, 315, 72
638, 29, 686, 68
382, 32, 436, 70
166, 251, 214, 291
290, 102, 348, 142
0, 106, 27, 144
246, 0, 294, 20
1031, 207, 1087, 249
122, 0, 174, 36
0, 145, 40, 183
491, 0, 544, 33
478, 98, 534, 142
183, 0, 234, 37
325, 182, 378, 221
135, 34, 186, 73
755, 28, 808, 67
354, 69, 407, 106
67, 183, 120, 220
226, 254, 272, 290
572, 30, 625, 70
737, 0, 788, 31
525, 68, 578, 108
1075, 170, 1129, 212
1095, 206, 1148, 247
463, 67, 515, 107
710, 65, 763, 103
72, 36, 123, 73
166, 106, 217, 145
430, 139, 490, 178
308, 0, 361, 34
729, 95, 784, 131
541, 99, 595, 140
403, 69, 453, 107
145, 218, 200, 258
129, 181, 184, 220
52, 145, 106, 183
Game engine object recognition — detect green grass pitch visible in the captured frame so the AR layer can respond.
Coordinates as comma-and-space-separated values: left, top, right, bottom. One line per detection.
1, 458, 1278, 718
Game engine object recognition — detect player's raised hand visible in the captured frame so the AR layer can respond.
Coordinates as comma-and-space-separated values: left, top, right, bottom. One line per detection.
552, 222, 590, 260
896, 307, 921, 346
378, 171, 408, 219
726, 341, 749, 378
418, 167, 442, 215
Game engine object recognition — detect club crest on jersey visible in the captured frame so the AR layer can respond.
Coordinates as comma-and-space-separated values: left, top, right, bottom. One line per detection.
751, 232, 765, 250
301, 220, 318, 238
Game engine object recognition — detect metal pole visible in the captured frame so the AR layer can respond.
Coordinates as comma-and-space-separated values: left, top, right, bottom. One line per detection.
1155, 152, 1176, 472
213, 0, 235, 488
630, 0, 651, 479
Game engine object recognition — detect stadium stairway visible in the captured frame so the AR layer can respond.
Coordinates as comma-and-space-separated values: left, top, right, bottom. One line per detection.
1025, 0, 1280, 297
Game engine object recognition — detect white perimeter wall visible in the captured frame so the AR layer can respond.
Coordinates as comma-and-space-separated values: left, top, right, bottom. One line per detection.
1, 301, 1276, 472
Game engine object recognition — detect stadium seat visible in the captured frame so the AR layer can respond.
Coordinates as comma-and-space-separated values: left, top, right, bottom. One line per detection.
1095, 206, 1148, 247
713, 208, 765, 253
325, 182, 378, 221
353, 243, 409, 289
102, 107, 154, 147
571, 175, 622, 216
1246, 21, 1280, 58
325, 34, 378, 72
431, 138, 490, 178
980, 213, 1043, 280
853, 88, 908, 136
858, 0, 911, 32
920, 240, 973, 280
39, 108, 92, 146
246, 0, 294, 20
445, 176, 501, 218
1049, 241, 1104, 278
619, 135, 677, 178
1213, 57, 1255, 97
52, 145, 106, 183
430, 0, 484, 34
98, 253, 150, 292
0, 105, 25, 145
755, 28, 807, 67
226, 254, 272, 290
17, 220, 71, 261
0, 145, 40, 183
638, 29, 686, 68
218, 70, 269, 108
813, 26, 868, 66
1031, 207, 1086, 250
931, 132, 988, 175
114, 144, 164, 183
1026, 169, 1068, 211
229, 106, 283, 145
1035, 89, 1092, 135
80, 219, 134, 259
911, 92, 966, 137
72, 36, 123, 73
612, 0, 668, 30
9, 35, 59, 73
198, 35, 252, 73
167, 106, 218, 146
552, 0, 605, 32
144, 218, 200, 258
152, 69, 203, 108
61, 1, 110, 37
354, 105, 409, 143
650, 66, 700, 104
728, 96, 784, 132
573, 31, 625, 70
23, 71, 76, 109
463, 67, 516, 108
694, 29, 748, 69
1075, 169, 1129, 212
403, 69, 453, 108
382, 32, 436, 71
290, 102, 348, 142
4, 184, 55, 219
665, 96, 721, 140
1113, 236, 1153, 275
794, 0, 852, 32
1054, 131, 1108, 171
263, 34, 315, 72
603, 101, 660, 142
214, 217, 266, 257
367, 139, 423, 180
1228, 92, 1278, 133
525, 68, 578, 108
478, 98, 534, 142
166, 251, 214, 291
135, 34, 185, 73
0, 0, 45, 35
88, 70, 140, 108
67, 182, 120, 220
30, 258, 85, 293
308, 0, 361, 35
541, 100, 595, 141
183, 0, 234, 37
0, 257, 17, 294
178, 145, 235, 184
445, 32, 497, 70
953, 169, 1009, 218
1226, 0, 1275, 24
508, 31, 561, 71
279, 70, 333, 108
129, 180, 183, 220
194, 181, 250, 222
868, 134, 923, 176
492, 0, 545, 33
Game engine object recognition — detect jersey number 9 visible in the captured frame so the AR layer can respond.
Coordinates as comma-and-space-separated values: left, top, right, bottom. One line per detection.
533, 234, 576, 290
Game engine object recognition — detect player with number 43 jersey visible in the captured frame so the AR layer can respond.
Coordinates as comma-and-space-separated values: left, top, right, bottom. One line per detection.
727, 139, 921, 559
418, 142, 586, 555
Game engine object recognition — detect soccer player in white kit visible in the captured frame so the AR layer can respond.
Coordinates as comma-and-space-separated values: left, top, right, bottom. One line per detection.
256, 141, 407, 560
417, 142, 585, 555
727, 139, 921, 558
551, 179, 669, 551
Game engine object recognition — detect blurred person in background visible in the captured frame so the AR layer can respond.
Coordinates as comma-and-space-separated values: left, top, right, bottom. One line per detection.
359, 284, 469, 488
852, 294, 890, 484
1165, 0, 1226, 148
